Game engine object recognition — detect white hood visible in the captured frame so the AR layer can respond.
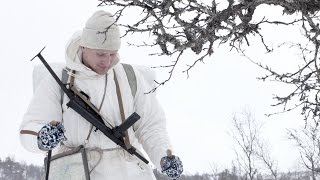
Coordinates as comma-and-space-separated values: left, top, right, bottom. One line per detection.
64, 31, 120, 79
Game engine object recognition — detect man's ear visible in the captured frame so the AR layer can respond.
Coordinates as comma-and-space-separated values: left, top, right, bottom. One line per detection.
78, 47, 84, 63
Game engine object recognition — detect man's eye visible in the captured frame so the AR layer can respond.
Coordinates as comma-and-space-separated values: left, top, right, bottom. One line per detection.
96, 53, 105, 56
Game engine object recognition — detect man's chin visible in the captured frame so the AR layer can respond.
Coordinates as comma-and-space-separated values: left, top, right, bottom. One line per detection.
96, 68, 109, 75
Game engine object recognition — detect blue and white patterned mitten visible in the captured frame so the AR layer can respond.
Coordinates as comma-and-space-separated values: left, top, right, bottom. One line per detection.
37, 122, 67, 151
160, 155, 183, 179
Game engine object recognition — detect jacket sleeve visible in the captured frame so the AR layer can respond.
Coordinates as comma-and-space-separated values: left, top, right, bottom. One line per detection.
19, 74, 63, 153
133, 70, 172, 170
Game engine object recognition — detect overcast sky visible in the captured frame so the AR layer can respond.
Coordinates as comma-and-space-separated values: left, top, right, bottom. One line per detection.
0, 0, 309, 174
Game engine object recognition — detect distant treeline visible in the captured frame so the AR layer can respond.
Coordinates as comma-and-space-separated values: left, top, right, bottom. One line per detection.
0, 156, 43, 180
0, 156, 213, 180
0, 156, 314, 180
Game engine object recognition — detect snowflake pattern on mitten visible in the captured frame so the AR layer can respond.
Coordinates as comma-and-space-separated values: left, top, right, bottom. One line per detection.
37, 122, 67, 151
161, 155, 183, 179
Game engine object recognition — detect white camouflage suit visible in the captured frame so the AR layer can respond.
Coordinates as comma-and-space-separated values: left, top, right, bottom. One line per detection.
19, 32, 172, 179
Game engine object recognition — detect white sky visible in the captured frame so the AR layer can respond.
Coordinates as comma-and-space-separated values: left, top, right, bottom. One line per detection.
0, 0, 309, 175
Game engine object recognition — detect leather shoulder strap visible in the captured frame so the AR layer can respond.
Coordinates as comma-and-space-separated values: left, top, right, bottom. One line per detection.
20, 130, 38, 136
113, 70, 131, 149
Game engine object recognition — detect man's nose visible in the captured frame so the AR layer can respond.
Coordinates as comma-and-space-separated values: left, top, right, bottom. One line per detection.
101, 55, 112, 64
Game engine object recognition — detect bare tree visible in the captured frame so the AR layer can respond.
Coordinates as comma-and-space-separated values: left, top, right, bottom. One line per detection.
209, 162, 221, 180
255, 140, 279, 180
96, 0, 320, 92
288, 121, 320, 180
230, 109, 279, 180
230, 109, 260, 180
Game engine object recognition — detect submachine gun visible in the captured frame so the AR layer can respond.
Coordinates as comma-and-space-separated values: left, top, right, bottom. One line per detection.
30, 47, 149, 164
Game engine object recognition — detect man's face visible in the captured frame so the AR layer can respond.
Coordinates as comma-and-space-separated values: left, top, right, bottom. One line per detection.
82, 47, 118, 75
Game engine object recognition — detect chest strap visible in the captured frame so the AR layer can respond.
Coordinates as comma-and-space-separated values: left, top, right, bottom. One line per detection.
113, 70, 132, 149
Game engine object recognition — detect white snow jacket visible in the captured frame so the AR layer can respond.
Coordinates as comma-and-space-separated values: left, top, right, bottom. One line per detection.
19, 32, 172, 179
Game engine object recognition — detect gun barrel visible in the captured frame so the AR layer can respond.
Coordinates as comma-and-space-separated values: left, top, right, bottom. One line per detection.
132, 149, 149, 164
